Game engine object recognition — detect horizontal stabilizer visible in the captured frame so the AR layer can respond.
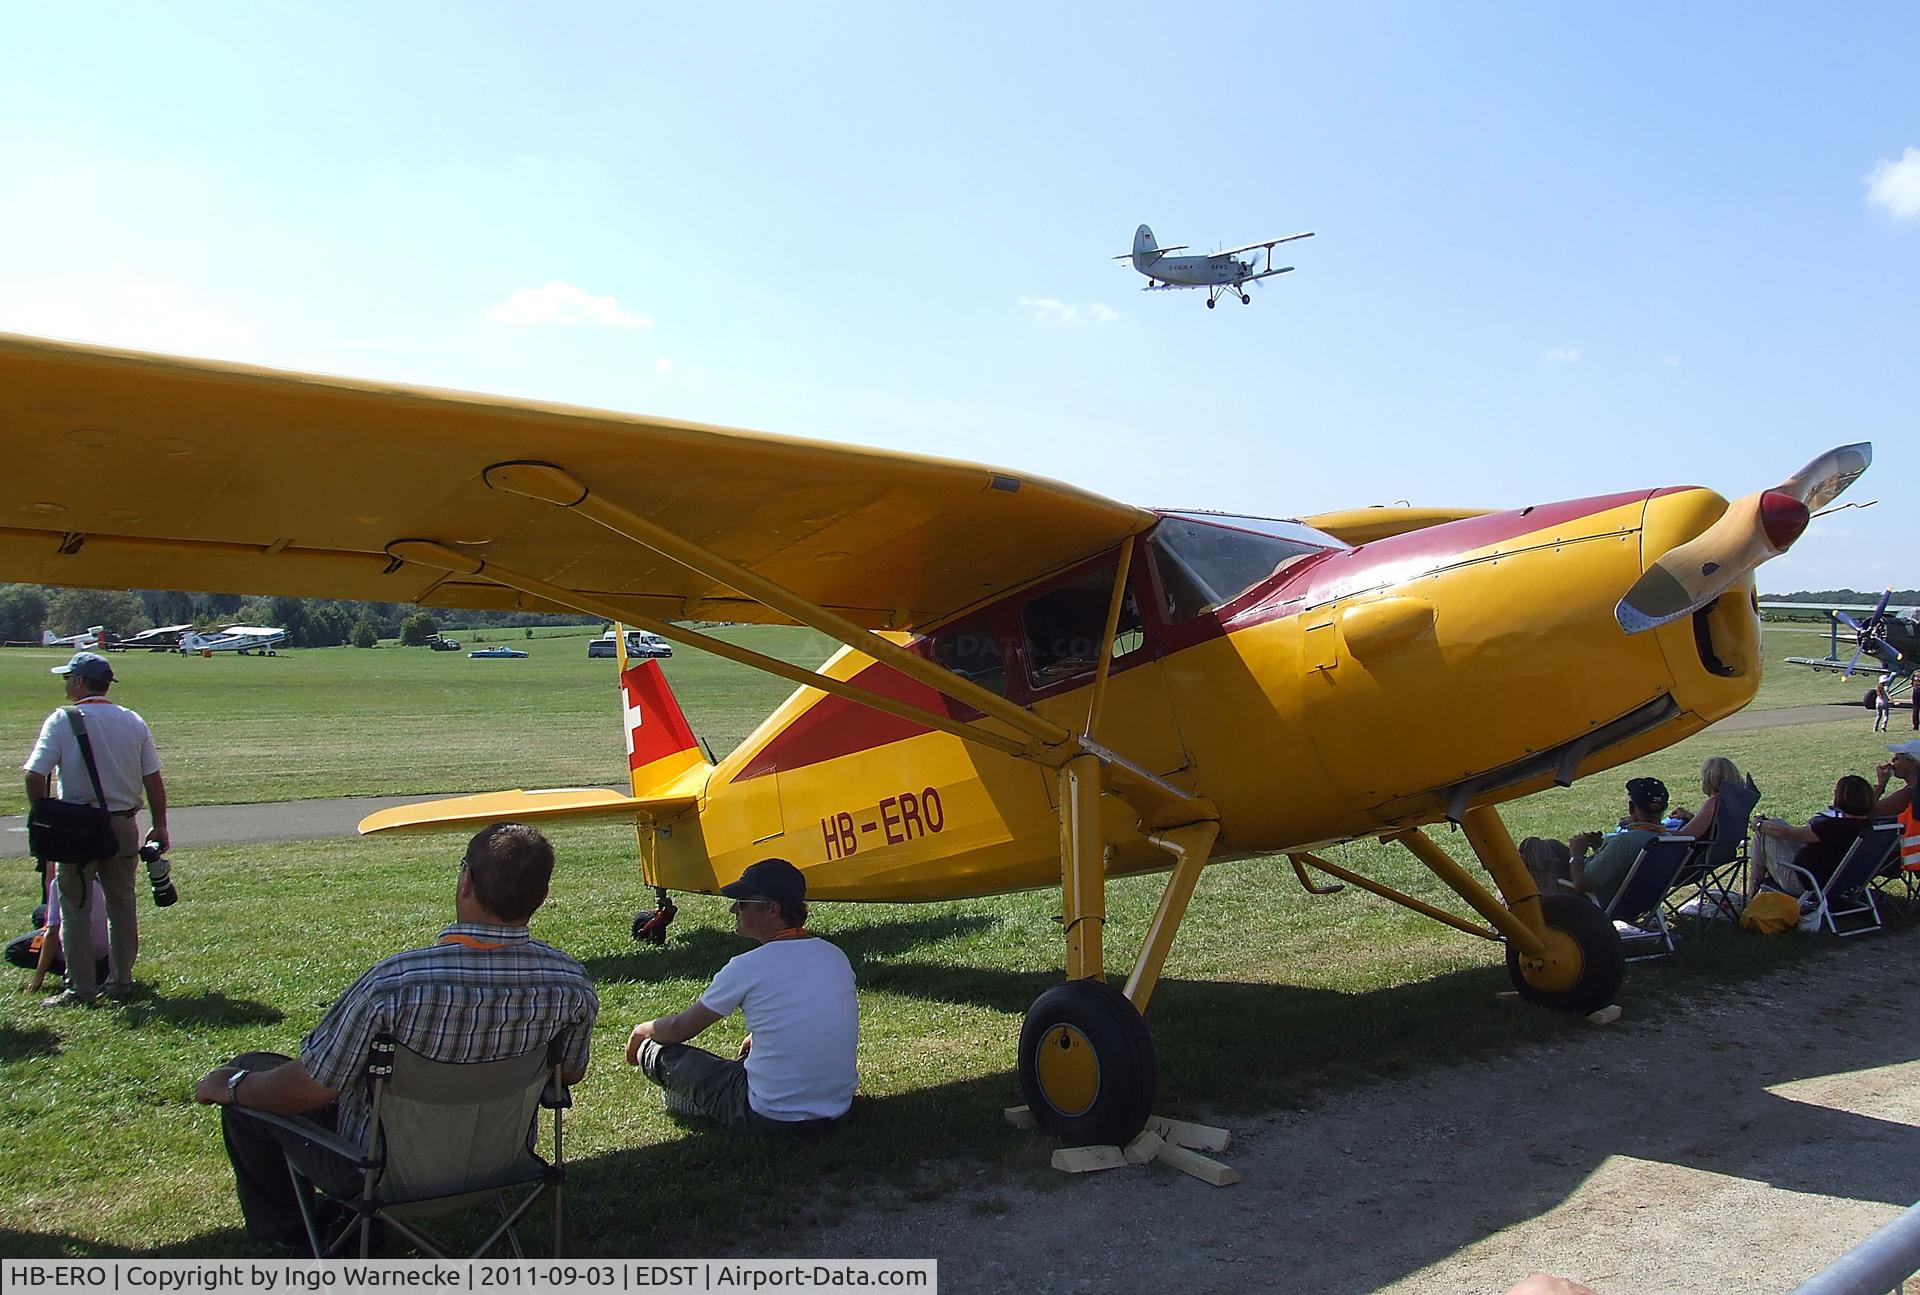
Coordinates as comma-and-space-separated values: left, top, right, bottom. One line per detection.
1112, 245, 1188, 260
359, 785, 699, 835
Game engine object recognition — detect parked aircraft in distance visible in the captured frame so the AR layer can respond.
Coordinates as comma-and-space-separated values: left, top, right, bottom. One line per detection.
1113, 224, 1314, 308
108, 623, 194, 651
179, 624, 288, 655
42, 625, 106, 649
1769, 590, 1919, 704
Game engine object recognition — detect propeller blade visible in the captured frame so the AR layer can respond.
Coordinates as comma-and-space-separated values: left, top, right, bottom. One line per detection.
1834, 610, 1868, 634
1614, 442, 1872, 634
1844, 644, 1867, 678
1778, 442, 1872, 513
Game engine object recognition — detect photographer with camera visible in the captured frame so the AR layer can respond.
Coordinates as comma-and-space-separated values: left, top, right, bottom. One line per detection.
21, 651, 171, 1007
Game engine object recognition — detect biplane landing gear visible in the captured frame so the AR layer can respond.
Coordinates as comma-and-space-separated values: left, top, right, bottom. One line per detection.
631, 888, 677, 946
1018, 980, 1157, 1146
1238, 292, 1250, 305
1504, 893, 1623, 1013
1205, 297, 1216, 309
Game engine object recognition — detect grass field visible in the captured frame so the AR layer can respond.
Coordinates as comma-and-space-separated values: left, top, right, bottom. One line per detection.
0, 626, 1910, 1257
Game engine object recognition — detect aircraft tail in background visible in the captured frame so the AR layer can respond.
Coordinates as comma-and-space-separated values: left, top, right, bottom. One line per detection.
620, 658, 712, 798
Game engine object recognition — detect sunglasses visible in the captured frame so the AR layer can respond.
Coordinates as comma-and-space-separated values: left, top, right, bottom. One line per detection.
728, 898, 775, 914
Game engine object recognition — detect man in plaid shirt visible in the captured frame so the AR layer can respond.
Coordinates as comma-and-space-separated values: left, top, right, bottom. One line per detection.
194, 822, 598, 1249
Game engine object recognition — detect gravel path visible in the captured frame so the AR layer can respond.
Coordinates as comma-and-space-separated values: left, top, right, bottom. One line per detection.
802, 932, 1920, 1295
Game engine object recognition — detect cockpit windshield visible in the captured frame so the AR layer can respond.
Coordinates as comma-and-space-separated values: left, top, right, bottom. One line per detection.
1147, 512, 1345, 623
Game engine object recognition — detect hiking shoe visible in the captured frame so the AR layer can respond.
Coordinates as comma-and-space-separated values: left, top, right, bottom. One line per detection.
41, 989, 97, 1008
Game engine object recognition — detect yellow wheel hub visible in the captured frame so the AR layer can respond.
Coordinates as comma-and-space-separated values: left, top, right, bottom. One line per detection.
1519, 926, 1585, 994
1034, 1023, 1100, 1117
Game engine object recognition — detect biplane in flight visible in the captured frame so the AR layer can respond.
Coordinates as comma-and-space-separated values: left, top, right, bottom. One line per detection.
0, 332, 1870, 1145
1113, 224, 1314, 308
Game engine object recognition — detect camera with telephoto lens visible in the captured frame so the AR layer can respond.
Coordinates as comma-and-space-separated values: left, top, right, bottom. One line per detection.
139, 842, 178, 907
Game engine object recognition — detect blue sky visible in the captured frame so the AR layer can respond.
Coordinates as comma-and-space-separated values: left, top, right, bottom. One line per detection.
1, 3, 1912, 592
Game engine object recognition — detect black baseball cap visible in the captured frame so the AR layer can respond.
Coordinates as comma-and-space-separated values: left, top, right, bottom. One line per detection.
1626, 777, 1670, 814
720, 858, 806, 910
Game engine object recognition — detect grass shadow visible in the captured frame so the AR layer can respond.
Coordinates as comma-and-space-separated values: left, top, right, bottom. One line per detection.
0, 1024, 60, 1063
583, 913, 998, 984
115, 990, 284, 1030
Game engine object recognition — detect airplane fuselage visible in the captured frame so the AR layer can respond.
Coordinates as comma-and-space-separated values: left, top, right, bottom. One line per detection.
1135, 252, 1259, 287
642, 486, 1761, 902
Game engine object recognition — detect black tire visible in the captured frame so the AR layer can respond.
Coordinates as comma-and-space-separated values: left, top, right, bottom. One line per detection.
1504, 893, 1625, 1013
1206, 298, 1216, 309
1017, 980, 1156, 1145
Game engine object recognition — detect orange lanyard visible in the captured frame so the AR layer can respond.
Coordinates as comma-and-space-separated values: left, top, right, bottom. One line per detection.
439, 932, 513, 951
769, 928, 811, 942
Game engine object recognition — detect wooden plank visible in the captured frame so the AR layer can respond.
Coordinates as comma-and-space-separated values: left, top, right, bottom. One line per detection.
1153, 1116, 1231, 1153
1586, 1004, 1623, 1026
1003, 1105, 1038, 1131
1052, 1145, 1127, 1174
1123, 1129, 1165, 1165
1158, 1142, 1240, 1187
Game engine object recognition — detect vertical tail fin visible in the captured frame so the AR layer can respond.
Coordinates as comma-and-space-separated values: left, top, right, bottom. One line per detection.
620, 659, 709, 796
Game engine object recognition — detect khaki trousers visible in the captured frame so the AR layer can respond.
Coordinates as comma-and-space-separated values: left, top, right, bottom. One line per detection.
55, 815, 141, 998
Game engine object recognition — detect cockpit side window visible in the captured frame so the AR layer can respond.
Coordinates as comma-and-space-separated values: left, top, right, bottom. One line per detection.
1020, 561, 1144, 691
925, 615, 1007, 697
1147, 515, 1332, 623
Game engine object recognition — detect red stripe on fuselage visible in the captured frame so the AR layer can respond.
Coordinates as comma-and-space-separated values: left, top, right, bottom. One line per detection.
731, 659, 959, 782
728, 487, 1691, 782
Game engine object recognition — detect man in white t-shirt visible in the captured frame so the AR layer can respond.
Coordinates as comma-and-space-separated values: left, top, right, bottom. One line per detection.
22, 651, 169, 1006
625, 858, 856, 1134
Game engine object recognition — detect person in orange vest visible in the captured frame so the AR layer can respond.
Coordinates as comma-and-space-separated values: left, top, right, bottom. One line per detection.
1875, 739, 1919, 876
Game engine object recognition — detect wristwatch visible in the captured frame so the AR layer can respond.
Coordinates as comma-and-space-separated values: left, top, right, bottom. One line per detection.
224, 1068, 249, 1105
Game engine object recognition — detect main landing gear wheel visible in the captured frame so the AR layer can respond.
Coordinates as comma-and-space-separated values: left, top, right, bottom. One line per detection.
1017, 979, 1156, 1145
1504, 892, 1624, 1013
1206, 297, 1217, 309
1238, 292, 1250, 304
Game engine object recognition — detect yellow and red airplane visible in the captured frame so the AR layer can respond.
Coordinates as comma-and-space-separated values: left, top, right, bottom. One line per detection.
0, 332, 1869, 1144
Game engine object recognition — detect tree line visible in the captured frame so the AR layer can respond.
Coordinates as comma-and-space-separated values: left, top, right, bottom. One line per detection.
0, 585, 598, 649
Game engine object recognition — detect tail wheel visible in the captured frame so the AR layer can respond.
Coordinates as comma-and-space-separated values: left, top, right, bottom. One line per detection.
1505, 892, 1624, 1013
1018, 980, 1156, 1145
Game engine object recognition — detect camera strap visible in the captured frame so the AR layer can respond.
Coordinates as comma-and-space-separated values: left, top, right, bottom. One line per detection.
60, 707, 111, 812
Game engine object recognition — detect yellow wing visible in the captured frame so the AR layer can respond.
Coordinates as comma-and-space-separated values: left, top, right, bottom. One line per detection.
1302, 506, 1491, 546
0, 334, 1154, 630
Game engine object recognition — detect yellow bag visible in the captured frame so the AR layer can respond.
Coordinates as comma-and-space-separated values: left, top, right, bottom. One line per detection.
1741, 891, 1802, 934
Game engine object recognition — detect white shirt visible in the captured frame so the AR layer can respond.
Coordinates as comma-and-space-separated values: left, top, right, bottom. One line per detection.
699, 936, 858, 1121
22, 699, 161, 812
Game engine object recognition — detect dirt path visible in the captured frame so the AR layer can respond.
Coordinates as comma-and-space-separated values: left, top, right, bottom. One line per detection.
803, 933, 1920, 1294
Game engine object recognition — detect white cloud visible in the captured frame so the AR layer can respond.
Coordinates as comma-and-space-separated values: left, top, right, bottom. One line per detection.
1019, 297, 1123, 325
1866, 147, 1920, 220
653, 356, 673, 374
1659, 354, 1680, 368
1542, 346, 1581, 365
484, 281, 651, 328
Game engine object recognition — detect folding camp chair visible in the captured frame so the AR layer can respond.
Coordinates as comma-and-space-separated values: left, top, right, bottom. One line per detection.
1869, 824, 1920, 917
1602, 834, 1698, 960
1665, 774, 1761, 930
1772, 820, 1903, 937
233, 1034, 571, 1258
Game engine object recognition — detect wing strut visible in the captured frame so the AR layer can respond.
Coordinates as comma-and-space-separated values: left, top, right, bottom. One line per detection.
481, 460, 1078, 753
384, 540, 1030, 758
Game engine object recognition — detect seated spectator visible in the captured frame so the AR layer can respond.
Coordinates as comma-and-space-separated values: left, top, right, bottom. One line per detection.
7, 860, 109, 993
1567, 778, 1671, 909
626, 858, 857, 1135
1665, 755, 1750, 841
192, 823, 598, 1250
1875, 739, 1918, 875
1747, 776, 1876, 899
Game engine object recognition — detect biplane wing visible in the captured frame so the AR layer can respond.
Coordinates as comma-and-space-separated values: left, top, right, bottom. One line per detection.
0, 333, 1156, 632
1215, 232, 1315, 258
